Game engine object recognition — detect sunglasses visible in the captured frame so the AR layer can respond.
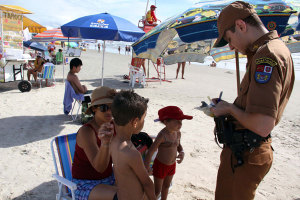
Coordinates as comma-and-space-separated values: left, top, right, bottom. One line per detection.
97, 104, 111, 112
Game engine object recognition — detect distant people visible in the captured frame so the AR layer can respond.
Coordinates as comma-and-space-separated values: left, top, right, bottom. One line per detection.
27, 53, 44, 84
72, 86, 117, 200
110, 90, 156, 200
61, 41, 65, 48
144, 106, 192, 199
125, 45, 128, 55
176, 62, 186, 79
98, 43, 101, 52
146, 5, 160, 25
210, 61, 216, 67
56, 49, 63, 65
118, 46, 121, 54
67, 58, 87, 95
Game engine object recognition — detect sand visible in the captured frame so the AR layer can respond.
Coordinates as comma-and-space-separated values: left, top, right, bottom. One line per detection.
0, 49, 299, 200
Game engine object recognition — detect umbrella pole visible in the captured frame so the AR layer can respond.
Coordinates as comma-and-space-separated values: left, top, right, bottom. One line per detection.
147, 59, 150, 78
101, 41, 106, 86
235, 51, 241, 96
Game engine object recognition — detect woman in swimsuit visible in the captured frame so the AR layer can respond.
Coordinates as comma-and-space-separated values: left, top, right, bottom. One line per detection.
72, 86, 117, 200
144, 106, 193, 200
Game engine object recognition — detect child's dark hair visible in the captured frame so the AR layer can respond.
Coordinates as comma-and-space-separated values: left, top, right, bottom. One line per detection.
112, 90, 149, 126
70, 58, 82, 70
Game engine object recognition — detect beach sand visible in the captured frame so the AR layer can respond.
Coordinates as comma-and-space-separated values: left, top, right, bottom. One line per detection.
0, 49, 299, 200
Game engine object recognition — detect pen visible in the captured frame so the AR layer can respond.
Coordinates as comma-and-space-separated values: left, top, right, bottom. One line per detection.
217, 91, 223, 103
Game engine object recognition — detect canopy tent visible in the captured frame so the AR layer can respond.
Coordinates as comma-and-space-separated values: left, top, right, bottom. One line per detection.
32, 28, 81, 42
0, 5, 32, 14
61, 12, 145, 86
23, 16, 46, 34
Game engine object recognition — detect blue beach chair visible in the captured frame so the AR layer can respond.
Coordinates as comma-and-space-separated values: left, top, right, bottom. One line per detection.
51, 133, 77, 200
38, 63, 56, 87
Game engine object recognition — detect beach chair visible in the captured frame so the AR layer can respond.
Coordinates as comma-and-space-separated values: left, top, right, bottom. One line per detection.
129, 64, 146, 88
51, 133, 77, 200
63, 80, 84, 121
38, 63, 56, 87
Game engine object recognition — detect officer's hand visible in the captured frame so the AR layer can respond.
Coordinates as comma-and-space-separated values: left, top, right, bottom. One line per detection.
210, 100, 231, 117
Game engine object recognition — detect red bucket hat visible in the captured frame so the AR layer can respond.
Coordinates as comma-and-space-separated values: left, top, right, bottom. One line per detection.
151, 5, 157, 9
155, 106, 193, 122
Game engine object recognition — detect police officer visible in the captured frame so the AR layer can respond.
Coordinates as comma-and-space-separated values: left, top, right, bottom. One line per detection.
210, 1, 294, 200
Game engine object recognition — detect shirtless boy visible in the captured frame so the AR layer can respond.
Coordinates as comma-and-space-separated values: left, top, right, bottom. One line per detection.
144, 106, 192, 200
110, 90, 156, 200
67, 58, 87, 94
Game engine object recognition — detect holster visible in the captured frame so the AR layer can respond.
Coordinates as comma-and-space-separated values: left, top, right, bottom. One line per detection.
214, 116, 271, 171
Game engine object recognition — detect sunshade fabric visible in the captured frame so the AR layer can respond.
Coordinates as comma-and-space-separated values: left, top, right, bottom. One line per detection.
0, 5, 32, 14
61, 13, 144, 42
23, 16, 46, 33
132, 0, 296, 63
33, 29, 81, 42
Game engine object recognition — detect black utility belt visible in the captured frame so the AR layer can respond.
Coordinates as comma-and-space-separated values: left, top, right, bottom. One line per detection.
214, 116, 271, 149
225, 130, 271, 148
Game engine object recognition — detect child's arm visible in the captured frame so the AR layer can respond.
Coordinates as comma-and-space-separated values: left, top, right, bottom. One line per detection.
176, 132, 185, 164
129, 150, 156, 200
144, 132, 164, 171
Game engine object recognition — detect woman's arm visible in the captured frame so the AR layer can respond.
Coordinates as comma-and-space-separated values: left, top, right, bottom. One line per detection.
77, 125, 112, 173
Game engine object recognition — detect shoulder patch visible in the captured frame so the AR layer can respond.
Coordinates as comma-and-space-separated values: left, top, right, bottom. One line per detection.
255, 57, 277, 67
255, 64, 273, 83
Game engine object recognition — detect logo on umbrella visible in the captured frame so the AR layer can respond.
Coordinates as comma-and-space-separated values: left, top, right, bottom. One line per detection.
90, 19, 108, 28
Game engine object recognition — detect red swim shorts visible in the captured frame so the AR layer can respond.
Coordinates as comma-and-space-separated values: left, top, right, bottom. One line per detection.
152, 158, 176, 179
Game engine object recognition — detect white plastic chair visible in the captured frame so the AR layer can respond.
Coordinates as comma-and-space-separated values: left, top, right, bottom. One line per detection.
129, 64, 146, 88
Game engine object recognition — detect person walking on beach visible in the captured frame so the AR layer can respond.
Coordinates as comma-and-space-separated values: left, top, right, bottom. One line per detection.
118, 46, 121, 54
211, 1, 294, 200
144, 106, 192, 200
110, 90, 156, 200
71, 86, 117, 200
98, 43, 101, 53
176, 62, 186, 79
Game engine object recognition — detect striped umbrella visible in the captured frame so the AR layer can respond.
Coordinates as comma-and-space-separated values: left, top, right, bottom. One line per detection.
32, 28, 81, 42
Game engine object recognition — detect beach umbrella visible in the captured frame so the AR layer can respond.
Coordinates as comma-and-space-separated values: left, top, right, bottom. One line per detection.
61, 12, 145, 86
132, 0, 296, 64
32, 28, 81, 42
23, 41, 47, 52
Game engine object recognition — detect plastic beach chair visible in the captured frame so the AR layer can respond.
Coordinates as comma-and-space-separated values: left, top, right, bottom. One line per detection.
129, 64, 146, 88
51, 133, 77, 200
63, 80, 84, 121
38, 63, 56, 87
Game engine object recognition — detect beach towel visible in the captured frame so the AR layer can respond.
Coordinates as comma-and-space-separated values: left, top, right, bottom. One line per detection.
63, 80, 84, 115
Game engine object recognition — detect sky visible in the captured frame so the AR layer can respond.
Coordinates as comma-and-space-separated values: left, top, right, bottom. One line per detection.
1, 0, 200, 29
1, 0, 299, 30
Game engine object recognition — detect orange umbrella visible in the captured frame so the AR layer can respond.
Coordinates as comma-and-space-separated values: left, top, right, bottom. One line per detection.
33, 28, 81, 42
23, 16, 47, 34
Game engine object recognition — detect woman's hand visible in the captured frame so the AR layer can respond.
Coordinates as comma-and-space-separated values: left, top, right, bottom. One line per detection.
98, 122, 114, 145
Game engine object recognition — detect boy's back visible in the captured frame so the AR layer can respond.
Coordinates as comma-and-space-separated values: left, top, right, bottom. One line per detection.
111, 138, 146, 200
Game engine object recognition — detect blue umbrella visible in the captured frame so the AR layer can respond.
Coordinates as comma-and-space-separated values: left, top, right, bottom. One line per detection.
61, 13, 145, 85
23, 41, 47, 52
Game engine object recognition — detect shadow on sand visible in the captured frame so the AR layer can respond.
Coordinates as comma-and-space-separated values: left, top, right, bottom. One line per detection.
0, 114, 77, 148
13, 180, 57, 200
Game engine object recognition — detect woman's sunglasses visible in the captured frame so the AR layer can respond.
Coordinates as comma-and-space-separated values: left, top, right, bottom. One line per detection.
97, 104, 111, 112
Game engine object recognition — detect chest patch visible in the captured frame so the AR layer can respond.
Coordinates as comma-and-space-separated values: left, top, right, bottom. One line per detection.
255, 64, 273, 83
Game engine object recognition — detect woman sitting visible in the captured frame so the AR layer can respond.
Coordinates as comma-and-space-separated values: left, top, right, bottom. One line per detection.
72, 86, 117, 200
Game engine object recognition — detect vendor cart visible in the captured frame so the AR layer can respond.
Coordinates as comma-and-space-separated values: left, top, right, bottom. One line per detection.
0, 5, 33, 92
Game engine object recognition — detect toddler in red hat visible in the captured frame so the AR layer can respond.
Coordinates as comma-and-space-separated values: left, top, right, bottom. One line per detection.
144, 106, 193, 199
